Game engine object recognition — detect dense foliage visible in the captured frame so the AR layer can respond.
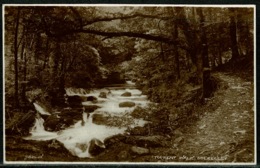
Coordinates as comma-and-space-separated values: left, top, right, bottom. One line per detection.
5, 6, 253, 110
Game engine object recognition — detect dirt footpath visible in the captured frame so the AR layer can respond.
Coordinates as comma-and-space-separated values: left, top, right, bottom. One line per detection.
171, 72, 255, 163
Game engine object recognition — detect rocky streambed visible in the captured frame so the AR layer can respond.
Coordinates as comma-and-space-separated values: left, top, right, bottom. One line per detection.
6, 82, 168, 161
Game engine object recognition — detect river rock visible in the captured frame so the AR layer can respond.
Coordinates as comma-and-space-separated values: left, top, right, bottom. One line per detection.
66, 95, 82, 108
75, 143, 88, 152
89, 138, 106, 156
44, 114, 74, 131
92, 113, 109, 125
99, 92, 107, 98
104, 134, 127, 147
44, 115, 61, 131
119, 101, 136, 108
125, 135, 167, 148
79, 96, 89, 102
121, 91, 132, 97
59, 108, 82, 121
83, 105, 100, 113
87, 96, 98, 102
131, 146, 150, 155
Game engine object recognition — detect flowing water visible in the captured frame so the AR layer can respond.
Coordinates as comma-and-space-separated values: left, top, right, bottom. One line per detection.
24, 82, 149, 158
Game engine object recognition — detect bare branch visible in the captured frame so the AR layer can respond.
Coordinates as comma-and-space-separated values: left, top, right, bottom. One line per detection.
83, 13, 173, 27
80, 29, 173, 43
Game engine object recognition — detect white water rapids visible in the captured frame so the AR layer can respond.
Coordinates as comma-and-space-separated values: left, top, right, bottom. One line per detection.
24, 83, 149, 158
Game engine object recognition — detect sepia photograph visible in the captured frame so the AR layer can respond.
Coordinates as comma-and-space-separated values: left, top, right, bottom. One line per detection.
3, 4, 255, 165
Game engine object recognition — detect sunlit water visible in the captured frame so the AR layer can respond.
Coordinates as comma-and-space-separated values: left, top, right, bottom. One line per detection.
33, 103, 51, 115
25, 81, 149, 158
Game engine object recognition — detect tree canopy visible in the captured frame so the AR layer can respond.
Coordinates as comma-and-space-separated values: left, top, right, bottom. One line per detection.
4, 6, 254, 107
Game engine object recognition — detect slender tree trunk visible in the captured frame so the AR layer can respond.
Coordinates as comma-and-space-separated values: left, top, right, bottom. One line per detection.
197, 8, 211, 98
229, 8, 240, 61
174, 20, 180, 79
21, 41, 27, 101
53, 41, 60, 81
34, 33, 41, 65
185, 51, 191, 72
14, 8, 20, 107
211, 52, 216, 69
59, 52, 66, 94
42, 38, 49, 70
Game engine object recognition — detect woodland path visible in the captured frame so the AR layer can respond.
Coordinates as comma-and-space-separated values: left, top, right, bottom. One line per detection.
172, 72, 255, 163
134, 72, 255, 163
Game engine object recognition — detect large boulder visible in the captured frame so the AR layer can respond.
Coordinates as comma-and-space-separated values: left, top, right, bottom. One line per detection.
83, 105, 100, 113
79, 96, 89, 102
104, 134, 126, 148
89, 138, 106, 156
59, 108, 82, 121
121, 92, 132, 97
66, 95, 82, 108
99, 92, 107, 98
119, 101, 136, 108
87, 96, 98, 102
44, 115, 61, 131
125, 135, 167, 148
44, 113, 75, 132
92, 113, 109, 125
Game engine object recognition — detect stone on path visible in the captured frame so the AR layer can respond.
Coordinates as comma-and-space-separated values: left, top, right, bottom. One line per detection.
131, 146, 150, 155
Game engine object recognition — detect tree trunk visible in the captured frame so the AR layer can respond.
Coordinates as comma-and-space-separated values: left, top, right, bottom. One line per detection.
174, 17, 180, 79
175, 7, 198, 66
48, 40, 66, 107
197, 8, 211, 99
43, 37, 49, 69
14, 8, 20, 107
21, 41, 27, 101
211, 53, 216, 69
229, 8, 240, 61
34, 33, 41, 65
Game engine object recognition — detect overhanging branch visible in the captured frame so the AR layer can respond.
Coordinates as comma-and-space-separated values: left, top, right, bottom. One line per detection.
83, 13, 173, 27
80, 29, 174, 44
46, 28, 187, 50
